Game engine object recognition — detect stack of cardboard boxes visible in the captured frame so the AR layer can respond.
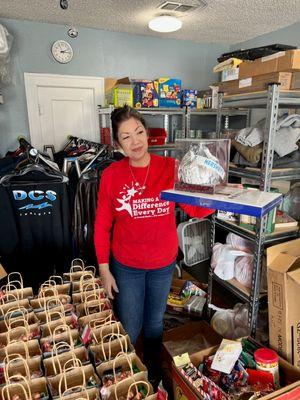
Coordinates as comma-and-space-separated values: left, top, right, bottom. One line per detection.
215, 49, 300, 94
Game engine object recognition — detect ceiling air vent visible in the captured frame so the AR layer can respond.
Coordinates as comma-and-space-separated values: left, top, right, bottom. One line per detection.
158, 1, 207, 13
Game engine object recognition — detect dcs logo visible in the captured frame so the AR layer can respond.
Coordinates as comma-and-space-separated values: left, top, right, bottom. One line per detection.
13, 190, 57, 201
13, 190, 57, 211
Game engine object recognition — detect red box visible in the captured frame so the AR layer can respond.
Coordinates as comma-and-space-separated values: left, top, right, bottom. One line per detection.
148, 128, 167, 146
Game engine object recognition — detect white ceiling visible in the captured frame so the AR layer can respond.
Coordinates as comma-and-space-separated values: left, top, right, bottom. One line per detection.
1, 0, 300, 43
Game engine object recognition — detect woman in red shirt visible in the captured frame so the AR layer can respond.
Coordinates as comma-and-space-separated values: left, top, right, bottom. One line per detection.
94, 105, 213, 386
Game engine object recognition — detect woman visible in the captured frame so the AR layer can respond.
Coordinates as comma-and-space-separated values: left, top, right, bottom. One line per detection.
94, 105, 213, 385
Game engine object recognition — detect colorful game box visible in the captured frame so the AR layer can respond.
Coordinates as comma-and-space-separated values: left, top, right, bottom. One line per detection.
158, 78, 182, 108
132, 80, 159, 108
181, 89, 198, 108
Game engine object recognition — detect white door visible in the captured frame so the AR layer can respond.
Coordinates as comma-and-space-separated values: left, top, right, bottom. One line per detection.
24, 73, 104, 151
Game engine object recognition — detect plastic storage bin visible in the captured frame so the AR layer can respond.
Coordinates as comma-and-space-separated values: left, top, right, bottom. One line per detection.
174, 139, 230, 194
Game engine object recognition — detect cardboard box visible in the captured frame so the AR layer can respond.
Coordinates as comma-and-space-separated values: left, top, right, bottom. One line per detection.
239, 50, 300, 79
291, 72, 300, 90
218, 72, 292, 95
267, 238, 300, 368
173, 342, 300, 400
221, 67, 239, 82
0, 263, 7, 280
105, 77, 133, 107
132, 80, 159, 108
197, 86, 219, 109
181, 89, 198, 108
158, 78, 181, 107
162, 321, 222, 395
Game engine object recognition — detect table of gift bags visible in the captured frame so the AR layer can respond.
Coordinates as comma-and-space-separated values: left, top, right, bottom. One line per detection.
0, 260, 166, 400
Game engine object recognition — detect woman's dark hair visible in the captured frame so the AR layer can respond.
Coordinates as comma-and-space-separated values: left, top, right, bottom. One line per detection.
111, 105, 147, 143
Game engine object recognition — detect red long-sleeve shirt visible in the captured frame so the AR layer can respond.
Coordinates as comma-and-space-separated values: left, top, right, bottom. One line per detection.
94, 154, 214, 269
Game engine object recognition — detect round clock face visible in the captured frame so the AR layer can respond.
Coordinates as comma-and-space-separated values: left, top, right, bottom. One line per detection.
51, 40, 73, 64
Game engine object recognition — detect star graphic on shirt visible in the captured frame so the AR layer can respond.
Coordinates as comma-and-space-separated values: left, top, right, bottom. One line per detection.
127, 187, 138, 197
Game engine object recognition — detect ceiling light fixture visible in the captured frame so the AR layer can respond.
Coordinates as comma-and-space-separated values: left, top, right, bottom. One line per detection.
148, 15, 182, 33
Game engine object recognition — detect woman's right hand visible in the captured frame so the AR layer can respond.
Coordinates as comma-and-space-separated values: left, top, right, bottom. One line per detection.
99, 264, 119, 300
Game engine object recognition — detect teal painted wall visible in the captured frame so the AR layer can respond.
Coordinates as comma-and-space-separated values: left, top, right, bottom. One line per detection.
0, 18, 228, 154
232, 21, 300, 50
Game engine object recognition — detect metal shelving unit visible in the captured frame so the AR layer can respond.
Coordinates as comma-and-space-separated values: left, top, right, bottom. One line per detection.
98, 106, 185, 152
161, 188, 282, 337
186, 108, 250, 139
209, 85, 300, 336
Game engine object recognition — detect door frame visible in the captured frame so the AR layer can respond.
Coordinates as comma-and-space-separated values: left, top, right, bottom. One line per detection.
24, 72, 104, 150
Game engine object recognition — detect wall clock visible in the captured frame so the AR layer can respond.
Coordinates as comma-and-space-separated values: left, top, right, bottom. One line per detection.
51, 40, 73, 64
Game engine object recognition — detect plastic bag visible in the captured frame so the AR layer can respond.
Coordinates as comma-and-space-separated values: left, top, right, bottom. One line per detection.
211, 243, 246, 281
226, 233, 254, 253
0, 24, 13, 85
234, 255, 253, 288
210, 303, 250, 339
178, 143, 225, 186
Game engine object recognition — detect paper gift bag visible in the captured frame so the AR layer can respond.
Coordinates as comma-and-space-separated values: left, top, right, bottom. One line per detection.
1, 374, 49, 399
79, 309, 115, 328
90, 333, 135, 366
1, 272, 33, 301
72, 282, 106, 305
60, 385, 100, 399
50, 359, 100, 399
91, 322, 126, 346
113, 378, 153, 400
76, 294, 111, 318
35, 297, 74, 324
44, 343, 90, 377
63, 259, 96, 283
41, 311, 78, 338
0, 320, 40, 348
0, 306, 38, 332
97, 352, 148, 399
42, 275, 71, 295
72, 273, 102, 294
2, 355, 43, 384
40, 324, 82, 357
0, 339, 41, 363
0, 296, 31, 319
30, 292, 71, 312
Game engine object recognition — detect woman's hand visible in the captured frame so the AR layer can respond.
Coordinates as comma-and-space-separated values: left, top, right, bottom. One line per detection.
99, 264, 119, 299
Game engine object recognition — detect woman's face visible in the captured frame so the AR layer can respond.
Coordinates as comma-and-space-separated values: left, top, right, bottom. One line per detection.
117, 117, 149, 163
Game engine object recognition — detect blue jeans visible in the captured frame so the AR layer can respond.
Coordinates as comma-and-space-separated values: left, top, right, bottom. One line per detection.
110, 258, 175, 345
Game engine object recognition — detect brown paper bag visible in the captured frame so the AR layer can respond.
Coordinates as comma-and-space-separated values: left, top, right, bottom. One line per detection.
1, 375, 49, 399
0, 306, 38, 332
72, 282, 106, 305
0, 320, 40, 347
49, 359, 100, 398
97, 352, 148, 399
43, 275, 71, 294
72, 273, 101, 294
76, 294, 111, 318
90, 333, 135, 366
44, 344, 89, 377
35, 298, 74, 324
3, 354, 43, 383
0, 339, 41, 363
30, 292, 71, 311
79, 309, 115, 328
40, 324, 82, 357
90, 322, 126, 346
113, 378, 153, 400
63, 259, 96, 283
0, 297, 31, 319
41, 312, 78, 338
1, 272, 33, 300
60, 385, 100, 399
